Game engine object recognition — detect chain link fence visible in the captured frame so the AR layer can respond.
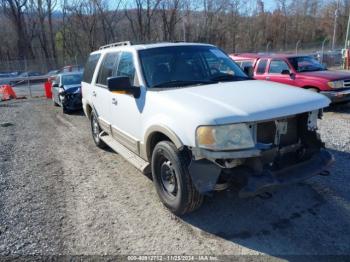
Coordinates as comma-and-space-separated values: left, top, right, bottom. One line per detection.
0, 56, 86, 98
251, 40, 344, 69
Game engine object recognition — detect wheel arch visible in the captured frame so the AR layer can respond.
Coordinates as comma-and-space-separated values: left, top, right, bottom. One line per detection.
84, 103, 93, 119
144, 125, 184, 162
302, 86, 320, 92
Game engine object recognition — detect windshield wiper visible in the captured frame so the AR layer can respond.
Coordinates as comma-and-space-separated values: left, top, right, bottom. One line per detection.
210, 74, 250, 82
152, 80, 214, 88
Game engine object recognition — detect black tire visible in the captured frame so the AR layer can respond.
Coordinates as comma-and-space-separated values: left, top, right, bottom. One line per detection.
90, 112, 107, 149
151, 141, 203, 215
62, 106, 70, 114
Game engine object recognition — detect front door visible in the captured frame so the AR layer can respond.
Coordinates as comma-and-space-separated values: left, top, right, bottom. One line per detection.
266, 59, 296, 86
109, 51, 143, 154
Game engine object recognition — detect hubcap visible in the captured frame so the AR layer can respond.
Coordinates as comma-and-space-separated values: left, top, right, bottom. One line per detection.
160, 160, 177, 196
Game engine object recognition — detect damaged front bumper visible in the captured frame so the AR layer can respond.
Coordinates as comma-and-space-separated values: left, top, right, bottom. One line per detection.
61, 93, 82, 111
188, 149, 334, 197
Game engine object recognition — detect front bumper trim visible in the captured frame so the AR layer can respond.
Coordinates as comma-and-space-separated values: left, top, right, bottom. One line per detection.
321, 89, 350, 102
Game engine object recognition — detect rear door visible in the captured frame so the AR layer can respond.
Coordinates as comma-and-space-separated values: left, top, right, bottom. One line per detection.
92, 52, 120, 132
266, 59, 295, 86
82, 53, 101, 99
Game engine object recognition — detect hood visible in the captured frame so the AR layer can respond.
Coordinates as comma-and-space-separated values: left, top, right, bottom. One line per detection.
299, 70, 350, 81
153, 80, 330, 124
63, 84, 81, 94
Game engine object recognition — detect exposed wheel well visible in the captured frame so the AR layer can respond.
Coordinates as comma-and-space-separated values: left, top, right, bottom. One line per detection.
147, 132, 171, 161
86, 104, 93, 119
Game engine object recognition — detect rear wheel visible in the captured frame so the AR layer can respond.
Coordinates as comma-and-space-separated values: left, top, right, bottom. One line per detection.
152, 141, 203, 215
91, 112, 107, 149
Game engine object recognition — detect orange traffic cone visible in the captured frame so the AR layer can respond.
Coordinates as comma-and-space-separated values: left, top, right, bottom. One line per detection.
0, 85, 17, 101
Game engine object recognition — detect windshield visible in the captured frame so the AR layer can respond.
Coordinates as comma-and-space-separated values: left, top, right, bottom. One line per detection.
139, 46, 248, 88
62, 74, 82, 85
288, 56, 325, 72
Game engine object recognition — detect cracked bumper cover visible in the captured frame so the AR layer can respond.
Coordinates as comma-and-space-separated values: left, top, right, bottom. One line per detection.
62, 93, 82, 110
188, 149, 334, 196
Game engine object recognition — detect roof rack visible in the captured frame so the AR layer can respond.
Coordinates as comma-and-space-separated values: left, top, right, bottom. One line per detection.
99, 41, 132, 50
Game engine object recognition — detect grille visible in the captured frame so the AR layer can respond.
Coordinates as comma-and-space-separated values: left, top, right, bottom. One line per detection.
257, 116, 299, 146
343, 79, 350, 88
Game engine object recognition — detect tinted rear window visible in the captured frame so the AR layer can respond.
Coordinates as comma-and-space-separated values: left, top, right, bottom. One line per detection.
82, 53, 101, 83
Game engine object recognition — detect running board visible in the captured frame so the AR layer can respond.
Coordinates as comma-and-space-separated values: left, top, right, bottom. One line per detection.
100, 133, 151, 174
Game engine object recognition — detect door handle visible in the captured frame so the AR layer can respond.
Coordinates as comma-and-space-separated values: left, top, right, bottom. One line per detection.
92, 91, 97, 97
112, 98, 118, 105
266, 77, 270, 80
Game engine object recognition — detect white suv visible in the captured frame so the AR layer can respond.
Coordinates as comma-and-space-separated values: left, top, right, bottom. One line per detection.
82, 41, 333, 215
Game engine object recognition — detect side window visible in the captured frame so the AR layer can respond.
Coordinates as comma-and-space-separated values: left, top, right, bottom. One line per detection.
269, 60, 290, 74
83, 53, 101, 83
256, 59, 268, 74
96, 52, 119, 86
116, 52, 135, 84
241, 60, 254, 69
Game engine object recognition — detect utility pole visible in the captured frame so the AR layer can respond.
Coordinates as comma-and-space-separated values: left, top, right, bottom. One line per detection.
332, 0, 340, 50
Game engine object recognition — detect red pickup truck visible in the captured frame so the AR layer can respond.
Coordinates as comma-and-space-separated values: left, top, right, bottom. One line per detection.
230, 53, 350, 103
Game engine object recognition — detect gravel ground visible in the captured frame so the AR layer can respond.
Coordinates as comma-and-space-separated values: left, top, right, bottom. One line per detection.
0, 98, 350, 259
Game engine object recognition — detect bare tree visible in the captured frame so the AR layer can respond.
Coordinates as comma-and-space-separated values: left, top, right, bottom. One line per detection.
125, 0, 163, 42
1, 0, 34, 60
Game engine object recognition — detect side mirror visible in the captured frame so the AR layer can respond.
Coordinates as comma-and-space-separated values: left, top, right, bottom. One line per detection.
243, 66, 254, 78
281, 69, 290, 75
52, 82, 59, 88
107, 76, 140, 98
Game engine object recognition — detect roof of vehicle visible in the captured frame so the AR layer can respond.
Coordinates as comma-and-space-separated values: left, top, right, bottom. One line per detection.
230, 53, 314, 60
92, 42, 216, 54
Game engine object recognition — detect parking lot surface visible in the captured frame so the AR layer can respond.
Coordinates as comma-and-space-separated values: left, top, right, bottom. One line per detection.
0, 98, 350, 258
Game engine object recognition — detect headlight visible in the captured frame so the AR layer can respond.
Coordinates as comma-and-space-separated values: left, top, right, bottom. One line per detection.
328, 80, 344, 89
196, 124, 255, 151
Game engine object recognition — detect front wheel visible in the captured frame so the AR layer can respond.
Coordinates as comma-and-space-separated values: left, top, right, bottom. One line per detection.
90, 112, 107, 149
151, 141, 203, 215
62, 106, 70, 114
52, 95, 59, 106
